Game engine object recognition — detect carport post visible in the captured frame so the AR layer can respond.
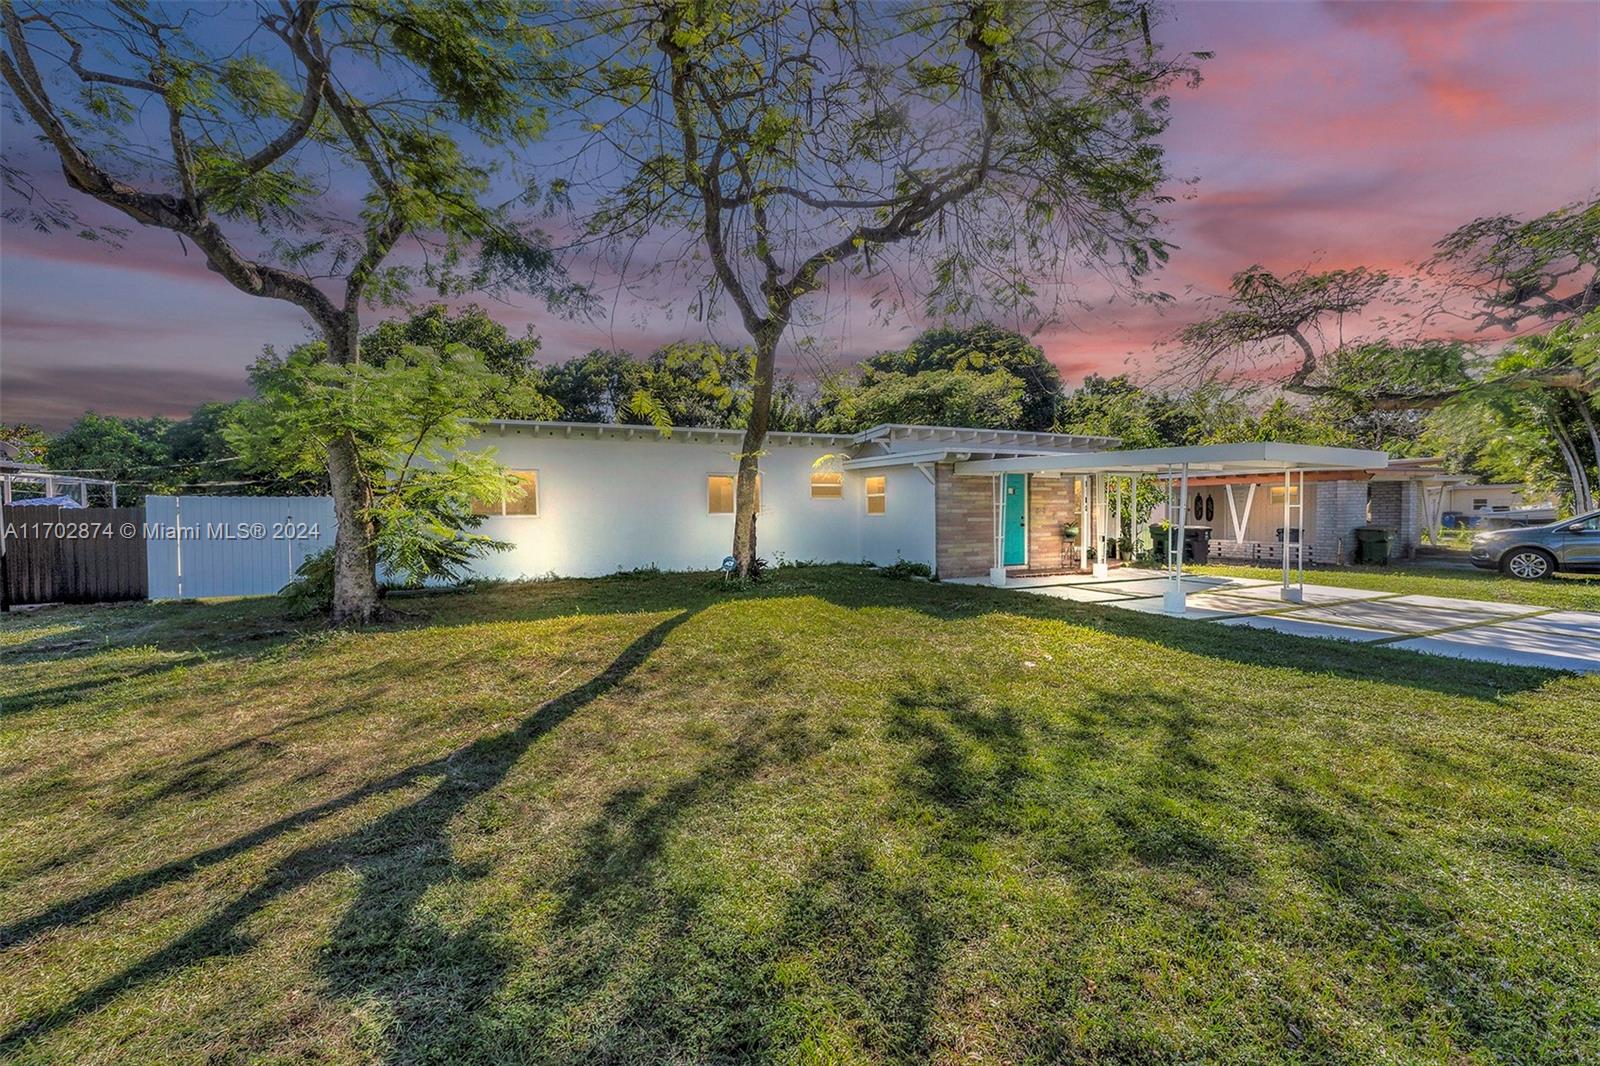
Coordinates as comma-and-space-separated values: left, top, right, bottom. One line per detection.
1280, 467, 1304, 603
1130, 473, 1141, 559
1164, 462, 1189, 616
989, 474, 1007, 587
1092, 472, 1110, 577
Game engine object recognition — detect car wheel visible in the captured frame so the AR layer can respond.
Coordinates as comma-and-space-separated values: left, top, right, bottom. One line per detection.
1502, 548, 1555, 580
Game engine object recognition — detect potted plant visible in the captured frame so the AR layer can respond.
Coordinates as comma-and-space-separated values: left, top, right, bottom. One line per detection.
1059, 521, 1079, 567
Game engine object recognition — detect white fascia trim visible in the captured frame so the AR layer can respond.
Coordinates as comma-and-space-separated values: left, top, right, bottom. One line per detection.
956, 442, 1391, 476
849, 423, 1121, 450
475, 419, 855, 447
841, 447, 1064, 470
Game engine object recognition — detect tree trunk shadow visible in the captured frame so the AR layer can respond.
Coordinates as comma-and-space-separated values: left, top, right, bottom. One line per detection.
0, 609, 696, 1053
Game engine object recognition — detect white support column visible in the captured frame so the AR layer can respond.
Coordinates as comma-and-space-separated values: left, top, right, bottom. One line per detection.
989, 474, 1007, 586
1296, 469, 1306, 589
1280, 467, 1304, 603
1164, 463, 1189, 616
1130, 473, 1141, 560
1092, 473, 1110, 577
1073, 476, 1086, 571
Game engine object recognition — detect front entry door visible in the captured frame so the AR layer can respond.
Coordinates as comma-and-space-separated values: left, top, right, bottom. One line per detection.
1003, 474, 1028, 567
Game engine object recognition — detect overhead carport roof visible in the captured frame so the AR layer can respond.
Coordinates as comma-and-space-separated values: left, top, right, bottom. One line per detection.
955, 442, 1389, 477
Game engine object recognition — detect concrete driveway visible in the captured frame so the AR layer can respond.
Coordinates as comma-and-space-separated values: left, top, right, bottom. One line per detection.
977, 569, 1600, 673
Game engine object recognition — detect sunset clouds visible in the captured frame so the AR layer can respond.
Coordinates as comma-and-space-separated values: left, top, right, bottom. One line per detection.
3, 1, 1596, 428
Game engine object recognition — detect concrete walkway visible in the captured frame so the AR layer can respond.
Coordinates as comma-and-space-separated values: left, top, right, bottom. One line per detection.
963, 568, 1600, 673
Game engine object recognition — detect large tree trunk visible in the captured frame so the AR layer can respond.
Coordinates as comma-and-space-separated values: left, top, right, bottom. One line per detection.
732, 328, 780, 577
1573, 392, 1600, 502
1551, 410, 1595, 513
322, 316, 384, 623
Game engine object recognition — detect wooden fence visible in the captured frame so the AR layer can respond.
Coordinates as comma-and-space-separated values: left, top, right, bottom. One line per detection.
0, 506, 147, 608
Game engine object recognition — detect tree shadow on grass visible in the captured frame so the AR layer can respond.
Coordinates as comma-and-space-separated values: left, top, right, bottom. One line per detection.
1264, 775, 1595, 1060
501, 805, 945, 1063
1, 567, 1582, 1059
0, 608, 696, 1053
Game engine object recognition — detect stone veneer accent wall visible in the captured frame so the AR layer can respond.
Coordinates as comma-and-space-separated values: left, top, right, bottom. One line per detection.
934, 463, 995, 579
1023, 475, 1080, 571
934, 464, 1083, 578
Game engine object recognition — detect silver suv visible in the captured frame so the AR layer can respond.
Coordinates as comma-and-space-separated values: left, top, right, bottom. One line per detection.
1469, 510, 1600, 579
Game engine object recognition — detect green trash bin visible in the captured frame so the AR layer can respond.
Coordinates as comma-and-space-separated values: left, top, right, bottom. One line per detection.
1354, 526, 1392, 565
1149, 523, 1171, 564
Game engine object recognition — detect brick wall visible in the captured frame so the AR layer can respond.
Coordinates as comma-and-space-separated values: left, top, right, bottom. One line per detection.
935, 463, 995, 578
1312, 479, 1370, 565
1395, 482, 1424, 558
1024, 475, 1080, 570
1368, 480, 1400, 530
1365, 480, 1430, 560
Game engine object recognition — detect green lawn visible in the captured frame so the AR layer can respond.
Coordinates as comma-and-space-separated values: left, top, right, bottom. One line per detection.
1192, 561, 1600, 611
2, 567, 1597, 1064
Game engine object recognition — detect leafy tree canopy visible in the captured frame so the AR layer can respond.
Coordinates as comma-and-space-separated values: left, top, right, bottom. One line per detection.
227, 343, 518, 597
815, 368, 1025, 434
1, 0, 581, 622
531, 0, 1203, 574
0, 423, 51, 464
862, 324, 1063, 430
42, 413, 172, 502
1425, 312, 1600, 513
1429, 199, 1600, 333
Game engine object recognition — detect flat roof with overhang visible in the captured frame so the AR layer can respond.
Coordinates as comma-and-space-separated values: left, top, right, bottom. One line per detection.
955, 442, 1390, 477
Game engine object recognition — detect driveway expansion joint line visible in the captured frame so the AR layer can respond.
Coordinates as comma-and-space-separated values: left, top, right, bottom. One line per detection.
1365, 607, 1560, 646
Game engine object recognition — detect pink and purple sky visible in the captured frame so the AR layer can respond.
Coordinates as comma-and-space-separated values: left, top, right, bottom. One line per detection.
2, 0, 1597, 430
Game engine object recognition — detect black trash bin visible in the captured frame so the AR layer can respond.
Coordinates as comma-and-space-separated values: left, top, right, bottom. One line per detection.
1183, 526, 1212, 564
1354, 526, 1392, 565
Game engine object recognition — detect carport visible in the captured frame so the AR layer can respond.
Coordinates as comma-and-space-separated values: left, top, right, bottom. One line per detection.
956, 443, 1389, 615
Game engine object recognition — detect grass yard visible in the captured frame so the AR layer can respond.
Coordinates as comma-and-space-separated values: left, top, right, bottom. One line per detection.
2, 566, 1597, 1064
1192, 561, 1600, 611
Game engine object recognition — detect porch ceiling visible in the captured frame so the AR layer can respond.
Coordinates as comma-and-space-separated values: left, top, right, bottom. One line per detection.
954, 442, 1390, 477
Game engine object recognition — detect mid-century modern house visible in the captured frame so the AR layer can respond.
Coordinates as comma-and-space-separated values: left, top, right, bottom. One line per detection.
458, 420, 1395, 591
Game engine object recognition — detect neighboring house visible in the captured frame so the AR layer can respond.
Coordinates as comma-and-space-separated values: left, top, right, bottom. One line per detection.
460, 420, 1119, 580
1444, 482, 1559, 522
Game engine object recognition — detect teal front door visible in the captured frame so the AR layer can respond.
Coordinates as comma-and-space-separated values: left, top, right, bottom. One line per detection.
1003, 474, 1027, 566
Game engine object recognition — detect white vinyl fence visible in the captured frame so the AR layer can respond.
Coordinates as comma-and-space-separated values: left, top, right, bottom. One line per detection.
145, 496, 335, 600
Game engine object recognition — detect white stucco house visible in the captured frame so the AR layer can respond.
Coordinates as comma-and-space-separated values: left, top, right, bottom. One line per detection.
461, 419, 1118, 580
459, 420, 1391, 589
137, 420, 1394, 611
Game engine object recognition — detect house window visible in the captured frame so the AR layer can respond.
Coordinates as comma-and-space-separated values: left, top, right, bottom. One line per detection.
865, 475, 886, 515
1268, 485, 1300, 505
810, 471, 843, 499
472, 470, 538, 516
708, 474, 759, 514
1472, 498, 1488, 511
505, 471, 538, 516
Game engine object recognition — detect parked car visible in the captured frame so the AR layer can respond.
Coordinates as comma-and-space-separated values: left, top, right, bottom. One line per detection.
1469, 510, 1600, 579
